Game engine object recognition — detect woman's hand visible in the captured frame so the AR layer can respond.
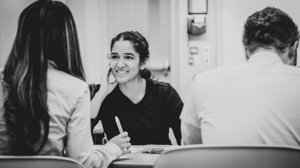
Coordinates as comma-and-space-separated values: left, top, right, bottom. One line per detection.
90, 65, 118, 118
109, 132, 131, 155
100, 65, 118, 96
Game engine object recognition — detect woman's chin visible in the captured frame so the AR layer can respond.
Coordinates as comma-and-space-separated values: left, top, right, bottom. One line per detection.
115, 78, 127, 84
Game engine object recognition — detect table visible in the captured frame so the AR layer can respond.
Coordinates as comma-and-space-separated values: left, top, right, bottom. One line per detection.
109, 152, 160, 168
108, 145, 181, 168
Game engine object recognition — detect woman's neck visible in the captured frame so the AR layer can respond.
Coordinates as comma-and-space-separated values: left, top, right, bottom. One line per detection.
119, 78, 146, 104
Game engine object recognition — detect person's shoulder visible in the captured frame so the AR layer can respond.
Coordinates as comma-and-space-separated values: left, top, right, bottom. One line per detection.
193, 65, 245, 81
148, 78, 171, 88
48, 68, 87, 86
280, 65, 300, 77
146, 79, 179, 95
103, 84, 121, 101
293, 66, 300, 75
47, 68, 89, 96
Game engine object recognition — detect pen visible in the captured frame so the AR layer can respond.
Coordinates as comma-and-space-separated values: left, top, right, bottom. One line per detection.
115, 116, 124, 133
115, 116, 129, 150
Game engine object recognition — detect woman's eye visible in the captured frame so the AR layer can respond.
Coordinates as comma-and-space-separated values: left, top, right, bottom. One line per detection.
125, 56, 134, 60
111, 55, 119, 59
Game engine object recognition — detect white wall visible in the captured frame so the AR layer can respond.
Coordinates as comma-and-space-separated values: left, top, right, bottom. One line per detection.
176, 0, 218, 101
174, 0, 300, 101
66, 0, 107, 84
2, 0, 300, 100
0, 0, 35, 67
67, 0, 173, 84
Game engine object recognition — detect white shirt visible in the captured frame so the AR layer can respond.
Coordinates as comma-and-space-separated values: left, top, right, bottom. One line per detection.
0, 66, 122, 168
180, 51, 300, 147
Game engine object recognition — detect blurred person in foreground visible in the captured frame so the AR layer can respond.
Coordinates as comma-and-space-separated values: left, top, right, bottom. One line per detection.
0, 0, 130, 167
180, 7, 300, 147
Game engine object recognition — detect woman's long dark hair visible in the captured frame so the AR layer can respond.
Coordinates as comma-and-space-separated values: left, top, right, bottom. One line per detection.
2, 0, 85, 155
110, 31, 154, 79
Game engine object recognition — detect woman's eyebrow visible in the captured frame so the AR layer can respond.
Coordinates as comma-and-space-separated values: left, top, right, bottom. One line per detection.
124, 53, 135, 57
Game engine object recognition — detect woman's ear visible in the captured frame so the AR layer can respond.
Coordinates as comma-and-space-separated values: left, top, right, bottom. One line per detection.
140, 60, 149, 70
140, 63, 146, 70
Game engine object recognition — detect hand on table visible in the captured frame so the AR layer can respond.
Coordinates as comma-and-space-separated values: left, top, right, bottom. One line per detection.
109, 132, 131, 155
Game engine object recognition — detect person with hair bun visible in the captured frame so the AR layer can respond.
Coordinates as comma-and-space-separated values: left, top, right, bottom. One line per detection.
91, 31, 183, 145
180, 7, 300, 147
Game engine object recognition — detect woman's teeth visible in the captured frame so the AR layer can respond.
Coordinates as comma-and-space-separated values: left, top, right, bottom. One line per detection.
117, 70, 127, 74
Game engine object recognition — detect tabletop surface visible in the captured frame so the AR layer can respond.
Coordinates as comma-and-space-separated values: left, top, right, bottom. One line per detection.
109, 152, 160, 168
108, 145, 181, 168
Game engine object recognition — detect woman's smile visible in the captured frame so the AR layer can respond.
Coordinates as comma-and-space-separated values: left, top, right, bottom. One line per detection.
115, 70, 129, 76
110, 40, 141, 84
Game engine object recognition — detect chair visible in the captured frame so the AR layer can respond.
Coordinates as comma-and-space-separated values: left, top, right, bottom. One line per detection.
0, 155, 84, 168
153, 145, 300, 168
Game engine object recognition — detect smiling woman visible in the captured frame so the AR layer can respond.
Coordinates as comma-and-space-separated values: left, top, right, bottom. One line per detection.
91, 31, 183, 145
109, 40, 143, 85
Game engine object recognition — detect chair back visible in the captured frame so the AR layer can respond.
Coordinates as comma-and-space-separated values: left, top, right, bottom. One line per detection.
0, 155, 84, 168
154, 145, 300, 168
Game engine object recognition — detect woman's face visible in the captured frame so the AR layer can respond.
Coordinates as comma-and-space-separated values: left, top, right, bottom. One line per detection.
110, 40, 141, 84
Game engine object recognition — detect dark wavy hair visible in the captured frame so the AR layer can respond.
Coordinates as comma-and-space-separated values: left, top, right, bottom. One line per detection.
242, 7, 299, 55
2, 0, 85, 155
110, 31, 154, 79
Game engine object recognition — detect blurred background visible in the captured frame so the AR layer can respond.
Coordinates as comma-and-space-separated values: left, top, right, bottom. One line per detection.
1, 0, 300, 101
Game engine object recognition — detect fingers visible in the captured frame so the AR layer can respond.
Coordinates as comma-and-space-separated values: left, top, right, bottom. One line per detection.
105, 65, 111, 77
108, 132, 132, 155
122, 148, 131, 155
108, 72, 117, 84
105, 64, 117, 84
101, 64, 110, 76
118, 132, 131, 144
116, 132, 131, 155
100, 66, 109, 84
119, 132, 129, 138
120, 141, 131, 149
102, 64, 117, 85
121, 140, 131, 155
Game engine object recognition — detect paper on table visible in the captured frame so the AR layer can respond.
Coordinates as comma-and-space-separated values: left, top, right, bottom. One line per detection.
129, 145, 181, 154
116, 145, 182, 160
129, 145, 147, 153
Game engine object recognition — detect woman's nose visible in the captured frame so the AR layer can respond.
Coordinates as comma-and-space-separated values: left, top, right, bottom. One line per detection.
117, 58, 126, 68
